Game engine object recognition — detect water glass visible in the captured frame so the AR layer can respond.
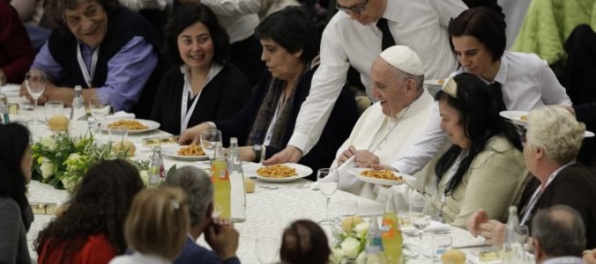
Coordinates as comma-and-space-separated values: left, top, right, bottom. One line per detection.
89, 94, 110, 133
109, 127, 128, 144
432, 235, 453, 260
201, 129, 222, 159
45, 101, 65, 121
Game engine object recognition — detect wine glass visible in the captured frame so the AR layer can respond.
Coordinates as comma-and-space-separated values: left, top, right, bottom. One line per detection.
25, 71, 47, 125
317, 168, 338, 224
201, 129, 222, 160
409, 194, 431, 259
89, 94, 111, 134
255, 236, 279, 264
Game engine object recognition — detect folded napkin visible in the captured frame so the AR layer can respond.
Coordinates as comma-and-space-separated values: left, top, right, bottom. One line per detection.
401, 221, 450, 234
310, 156, 356, 191
1, 84, 21, 97
89, 111, 135, 123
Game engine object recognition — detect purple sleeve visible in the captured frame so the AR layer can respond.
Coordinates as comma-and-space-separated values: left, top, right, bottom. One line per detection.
95, 36, 157, 112
31, 43, 66, 81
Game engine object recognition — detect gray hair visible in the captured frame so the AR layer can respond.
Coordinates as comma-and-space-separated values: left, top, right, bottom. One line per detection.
532, 205, 586, 257
526, 106, 585, 164
393, 68, 424, 92
164, 166, 213, 226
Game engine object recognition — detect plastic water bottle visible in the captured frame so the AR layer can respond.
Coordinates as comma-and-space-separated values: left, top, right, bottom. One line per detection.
228, 137, 246, 222
70, 85, 86, 121
148, 145, 165, 188
363, 216, 387, 264
502, 206, 521, 264
0, 100, 9, 124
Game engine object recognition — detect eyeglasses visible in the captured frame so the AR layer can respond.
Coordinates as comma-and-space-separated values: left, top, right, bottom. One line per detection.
336, 0, 370, 14
520, 133, 527, 145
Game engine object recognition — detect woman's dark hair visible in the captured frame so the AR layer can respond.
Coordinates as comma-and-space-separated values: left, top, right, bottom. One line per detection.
280, 219, 331, 264
254, 6, 320, 62
434, 73, 521, 196
0, 123, 31, 227
162, 4, 230, 66
46, 0, 120, 31
448, 6, 506, 62
35, 159, 144, 263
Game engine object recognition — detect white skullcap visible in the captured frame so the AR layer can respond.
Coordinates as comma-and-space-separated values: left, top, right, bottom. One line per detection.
379, 45, 425, 76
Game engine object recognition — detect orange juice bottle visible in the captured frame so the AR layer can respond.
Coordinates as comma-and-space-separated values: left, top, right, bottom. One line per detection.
381, 193, 403, 264
211, 142, 231, 219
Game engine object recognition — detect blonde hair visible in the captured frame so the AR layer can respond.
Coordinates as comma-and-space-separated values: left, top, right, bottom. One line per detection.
527, 106, 586, 164
125, 187, 190, 260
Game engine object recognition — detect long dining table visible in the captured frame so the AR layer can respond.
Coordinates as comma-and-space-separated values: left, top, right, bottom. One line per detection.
2, 90, 498, 264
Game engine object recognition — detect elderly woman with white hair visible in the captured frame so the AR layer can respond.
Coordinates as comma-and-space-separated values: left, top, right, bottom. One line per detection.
468, 105, 596, 249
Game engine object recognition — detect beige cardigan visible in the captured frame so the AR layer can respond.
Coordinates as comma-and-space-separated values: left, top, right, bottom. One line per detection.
427, 136, 531, 228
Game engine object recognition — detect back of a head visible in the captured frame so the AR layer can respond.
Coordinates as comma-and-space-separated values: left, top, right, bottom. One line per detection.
527, 106, 586, 164
0, 123, 30, 208
254, 6, 320, 62
280, 220, 330, 264
164, 166, 213, 227
125, 187, 190, 260
532, 205, 586, 258
448, 6, 506, 61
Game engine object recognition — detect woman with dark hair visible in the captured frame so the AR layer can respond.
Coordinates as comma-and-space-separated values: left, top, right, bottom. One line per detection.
389, 6, 572, 178
280, 219, 330, 264
180, 6, 358, 179
150, 4, 251, 135
426, 73, 530, 228
20, 0, 165, 118
0, 123, 33, 263
36, 159, 144, 264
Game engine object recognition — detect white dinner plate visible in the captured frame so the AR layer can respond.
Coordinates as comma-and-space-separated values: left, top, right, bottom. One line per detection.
585, 131, 595, 138
244, 163, 313, 183
100, 119, 160, 134
499, 110, 529, 126
349, 168, 414, 186
423, 79, 446, 88
161, 145, 208, 161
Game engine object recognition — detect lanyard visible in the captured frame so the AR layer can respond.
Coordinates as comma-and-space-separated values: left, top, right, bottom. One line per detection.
520, 161, 575, 225
438, 152, 466, 222
179, 65, 222, 132
76, 44, 99, 88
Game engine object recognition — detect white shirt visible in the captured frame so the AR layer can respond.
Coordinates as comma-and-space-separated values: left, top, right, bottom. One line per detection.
201, 0, 259, 43
109, 253, 171, 264
287, 0, 466, 154
391, 51, 572, 174
332, 89, 434, 200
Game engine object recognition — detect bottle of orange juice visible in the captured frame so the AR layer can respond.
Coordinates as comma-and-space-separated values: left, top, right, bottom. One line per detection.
211, 142, 231, 219
381, 193, 403, 264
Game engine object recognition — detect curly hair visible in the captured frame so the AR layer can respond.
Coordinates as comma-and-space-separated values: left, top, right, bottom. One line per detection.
35, 159, 144, 263
162, 4, 230, 66
527, 106, 586, 164
0, 123, 31, 226
45, 0, 120, 31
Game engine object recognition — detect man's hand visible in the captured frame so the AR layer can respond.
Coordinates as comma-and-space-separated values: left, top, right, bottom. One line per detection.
467, 209, 489, 237
263, 145, 302, 165
205, 218, 239, 261
179, 122, 212, 145
20, 81, 57, 105
354, 150, 380, 168
584, 249, 596, 264
338, 145, 358, 166
477, 220, 506, 248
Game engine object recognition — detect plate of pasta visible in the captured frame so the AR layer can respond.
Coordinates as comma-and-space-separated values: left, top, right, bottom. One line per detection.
244, 163, 313, 182
499, 111, 529, 126
350, 168, 413, 185
101, 119, 160, 134
161, 144, 208, 161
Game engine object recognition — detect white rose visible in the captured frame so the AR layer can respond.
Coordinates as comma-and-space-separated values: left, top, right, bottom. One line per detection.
139, 170, 149, 186
356, 251, 367, 264
40, 138, 57, 151
62, 178, 79, 192
330, 247, 345, 264
354, 222, 370, 238
40, 162, 55, 178
67, 153, 81, 161
340, 236, 361, 259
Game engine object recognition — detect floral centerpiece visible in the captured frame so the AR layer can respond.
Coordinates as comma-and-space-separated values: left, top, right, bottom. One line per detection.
32, 132, 152, 192
330, 216, 370, 264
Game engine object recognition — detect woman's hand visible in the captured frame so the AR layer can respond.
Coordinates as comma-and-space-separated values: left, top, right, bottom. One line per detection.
467, 209, 489, 237
238, 146, 256, 162
477, 220, 506, 248
354, 150, 380, 168
179, 122, 213, 145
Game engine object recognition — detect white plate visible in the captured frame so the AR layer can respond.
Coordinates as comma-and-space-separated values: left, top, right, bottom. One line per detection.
101, 119, 160, 134
244, 163, 313, 183
161, 145, 208, 161
423, 79, 445, 88
499, 110, 529, 126
585, 131, 595, 138
349, 168, 414, 185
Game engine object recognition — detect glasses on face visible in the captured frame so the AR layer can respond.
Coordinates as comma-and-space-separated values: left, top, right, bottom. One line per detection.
336, 0, 370, 14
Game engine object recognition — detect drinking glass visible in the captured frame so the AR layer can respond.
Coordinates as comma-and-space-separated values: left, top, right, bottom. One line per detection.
317, 168, 338, 224
89, 94, 110, 133
201, 129, 222, 159
409, 194, 431, 259
45, 101, 65, 121
108, 127, 128, 144
255, 236, 279, 264
25, 71, 47, 125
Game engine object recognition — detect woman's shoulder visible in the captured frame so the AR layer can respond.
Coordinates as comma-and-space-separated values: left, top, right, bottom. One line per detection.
476, 136, 523, 163
0, 197, 21, 215
505, 51, 547, 70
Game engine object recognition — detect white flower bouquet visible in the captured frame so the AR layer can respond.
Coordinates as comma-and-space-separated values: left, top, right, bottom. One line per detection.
330, 216, 371, 264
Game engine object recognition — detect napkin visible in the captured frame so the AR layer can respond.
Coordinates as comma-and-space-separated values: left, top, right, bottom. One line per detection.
401, 221, 450, 234
310, 156, 356, 191
89, 111, 135, 123
1, 84, 21, 97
